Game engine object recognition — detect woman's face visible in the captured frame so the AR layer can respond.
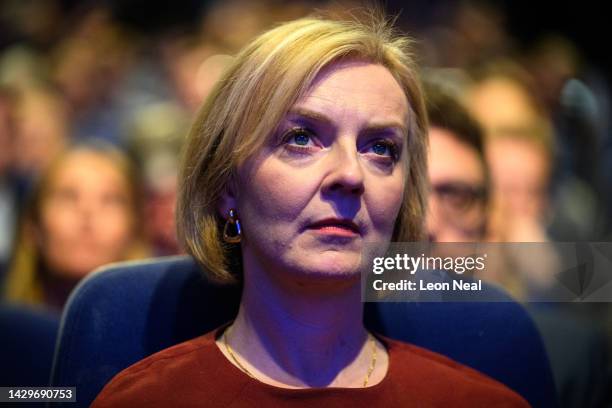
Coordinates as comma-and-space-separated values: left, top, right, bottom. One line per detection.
38, 151, 136, 279
227, 61, 409, 283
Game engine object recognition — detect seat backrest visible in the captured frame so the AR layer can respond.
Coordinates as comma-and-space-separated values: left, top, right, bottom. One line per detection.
51, 256, 557, 407
51, 256, 240, 407
0, 303, 59, 387
365, 300, 558, 408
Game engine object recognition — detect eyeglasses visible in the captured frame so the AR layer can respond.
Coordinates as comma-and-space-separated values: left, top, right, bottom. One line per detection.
430, 182, 488, 232
431, 182, 488, 213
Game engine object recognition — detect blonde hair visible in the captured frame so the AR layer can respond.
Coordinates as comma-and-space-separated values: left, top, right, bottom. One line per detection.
177, 14, 428, 283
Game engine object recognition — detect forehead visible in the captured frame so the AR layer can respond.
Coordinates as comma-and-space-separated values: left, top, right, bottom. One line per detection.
294, 60, 409, 126
486, 138, 550, 183
468, 78, 539, 135
428, 127, 485, 184
49, 152, 126, 188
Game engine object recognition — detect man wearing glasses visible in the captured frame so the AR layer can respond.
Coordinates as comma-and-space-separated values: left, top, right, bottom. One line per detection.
425, 85, 488, 243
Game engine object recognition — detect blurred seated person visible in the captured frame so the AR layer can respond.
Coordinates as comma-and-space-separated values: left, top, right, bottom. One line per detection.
3, 142, 147, 312
13, 86, 70, 194
1, 86, 70, 283
425, 84, 489, 244
467, 65, 612, 406
127, 102, 190, 256
92, 14, 528, 407
466, 64, 566, 292
425, 83, 610, 408
465, 62, 575, 244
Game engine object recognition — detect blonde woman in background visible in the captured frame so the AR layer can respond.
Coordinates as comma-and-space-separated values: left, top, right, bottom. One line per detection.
4, 142, 148, 312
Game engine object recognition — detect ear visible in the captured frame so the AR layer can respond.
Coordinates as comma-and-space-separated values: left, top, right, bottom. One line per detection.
216, 181, 238, 220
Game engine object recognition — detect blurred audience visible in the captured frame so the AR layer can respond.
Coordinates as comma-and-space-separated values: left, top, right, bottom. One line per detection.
467, 62, 555, 242
13, 87, 69, 188
50, 6, 135, 145
419, 1, 515, 69
525, 35, 612, 238
127, 102, 189, 256
157, 30, 233, 115
3, 143, 147, 312
425, 83, 611, 408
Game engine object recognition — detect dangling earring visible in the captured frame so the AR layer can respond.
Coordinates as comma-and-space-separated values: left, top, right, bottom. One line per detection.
223, 208, 242, 243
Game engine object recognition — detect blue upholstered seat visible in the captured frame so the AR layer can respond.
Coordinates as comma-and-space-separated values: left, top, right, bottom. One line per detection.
0, 303, 59, 389
51, 256, 558, 407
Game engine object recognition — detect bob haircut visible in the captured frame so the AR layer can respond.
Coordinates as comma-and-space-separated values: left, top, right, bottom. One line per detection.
177, 14, 429, 283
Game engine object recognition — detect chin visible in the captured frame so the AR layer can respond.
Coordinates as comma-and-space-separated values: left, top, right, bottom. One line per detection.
58, 258, 112, 279
294, 252, 363, 280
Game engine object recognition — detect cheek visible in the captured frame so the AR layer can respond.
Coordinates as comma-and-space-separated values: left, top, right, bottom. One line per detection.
40, 205, 75, 244
425, 196, 439, 229
365, 173, 405, 235
95, 209, 134, 242
239, 159, 317, 225
38, 208, 76, 272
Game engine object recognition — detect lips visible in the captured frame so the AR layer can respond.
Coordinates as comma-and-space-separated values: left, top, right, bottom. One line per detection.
307, 218, 361, 236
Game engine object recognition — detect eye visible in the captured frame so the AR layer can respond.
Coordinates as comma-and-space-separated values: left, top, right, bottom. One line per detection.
284, 128, 315, 147
279, 127, 321, 157
51, 188, 78, 204
371, 141, 392, 156
433, 183, 486, 212
366, 140, 399, 160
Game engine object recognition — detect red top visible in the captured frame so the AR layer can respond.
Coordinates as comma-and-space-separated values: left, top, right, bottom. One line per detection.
92, 327, 530, 407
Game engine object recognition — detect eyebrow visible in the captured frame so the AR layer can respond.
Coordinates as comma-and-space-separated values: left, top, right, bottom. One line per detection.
287, 107, 333, 127
287, 107, 408, 138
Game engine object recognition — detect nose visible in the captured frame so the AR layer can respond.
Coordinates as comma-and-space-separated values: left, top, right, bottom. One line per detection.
321, 140, 365, 196
75, 196, 96, 229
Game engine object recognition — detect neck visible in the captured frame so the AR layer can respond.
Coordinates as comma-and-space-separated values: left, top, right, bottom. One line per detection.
224, 252, 370, 388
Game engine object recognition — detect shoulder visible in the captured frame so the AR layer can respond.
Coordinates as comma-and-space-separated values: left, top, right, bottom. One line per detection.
383, 337, 530, 407
91, 330, 232, 408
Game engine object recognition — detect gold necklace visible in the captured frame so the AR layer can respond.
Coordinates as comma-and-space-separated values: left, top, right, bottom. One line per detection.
222, 326, 378, 387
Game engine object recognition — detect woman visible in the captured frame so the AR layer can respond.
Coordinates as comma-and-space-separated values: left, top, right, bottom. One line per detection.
93, 15, 528, 407
3, 142, 146, 312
